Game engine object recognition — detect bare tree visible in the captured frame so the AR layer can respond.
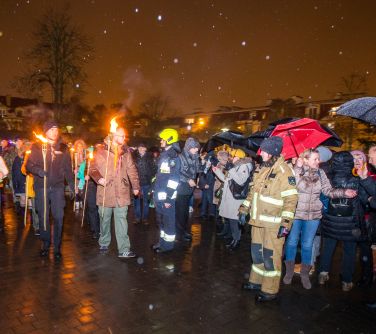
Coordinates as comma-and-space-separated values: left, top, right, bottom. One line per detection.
340, 72, 368, 98
13, 7, 93, 120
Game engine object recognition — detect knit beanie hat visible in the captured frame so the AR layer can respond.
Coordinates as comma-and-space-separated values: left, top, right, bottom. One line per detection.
317, 146, 333, 163
230, 148, 246, 159
184, 137, 200, 151
43, 120, 59, 133
260, 136, 283, 156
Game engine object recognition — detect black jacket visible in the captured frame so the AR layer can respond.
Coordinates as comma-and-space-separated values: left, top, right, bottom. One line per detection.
321, 152, 368, 241
26, 139, 74, 191
12, 156, 26, 194
134, 151, 156, 186
177, 149, 201, 195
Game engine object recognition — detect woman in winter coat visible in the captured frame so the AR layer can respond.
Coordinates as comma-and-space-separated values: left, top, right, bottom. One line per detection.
318, 151, 368, 292
213, 149, 253, 250
283, 148, 356, 289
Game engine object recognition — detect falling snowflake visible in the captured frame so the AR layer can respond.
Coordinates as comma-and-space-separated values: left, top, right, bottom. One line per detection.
314, 6, 318, 10
134, 8, 139, 13
193, 42, 198, 47
241, 41, 246, 46
265, 55, 271, 60
138, 41, 142, 46
218, 86, 222, 90
0, 31, 3, 37
338, 51, 343, 55
98, 90, 102, 94
121, 20, 125, 24
173, 58, 179, 64
103, 29, 107, 34
75, 83, 80, 88
157, 15, 162, 21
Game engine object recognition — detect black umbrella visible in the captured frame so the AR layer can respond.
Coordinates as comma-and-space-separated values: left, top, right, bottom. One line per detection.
336, 97, 376, 125
202, 130, 256, 157
247, 117, 343, 150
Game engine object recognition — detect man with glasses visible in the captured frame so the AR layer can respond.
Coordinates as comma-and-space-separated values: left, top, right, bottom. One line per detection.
90, 127, 140, 258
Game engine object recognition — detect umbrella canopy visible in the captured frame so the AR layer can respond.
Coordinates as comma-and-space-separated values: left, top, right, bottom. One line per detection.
269, 118, 332, 159
248, 117, 343, 150
202, 130, 256, 157
336, 97, 376, 125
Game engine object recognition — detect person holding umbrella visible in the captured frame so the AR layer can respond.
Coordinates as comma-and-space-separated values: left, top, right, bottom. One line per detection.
240, 136, 298, 302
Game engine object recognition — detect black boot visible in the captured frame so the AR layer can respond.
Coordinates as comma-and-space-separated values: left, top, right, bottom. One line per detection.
242, 282, 261, 291
255, 291, 278, 302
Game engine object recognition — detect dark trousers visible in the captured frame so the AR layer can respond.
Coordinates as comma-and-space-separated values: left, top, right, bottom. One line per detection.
200, 188, 215, 217
156, 201, 176, 251
319, 237, 357, 283
35, 187, 65, 253
87, 182, 100, 234
176, 194, 192, 237
358, 240, 373, 281
134, 185, 151, 220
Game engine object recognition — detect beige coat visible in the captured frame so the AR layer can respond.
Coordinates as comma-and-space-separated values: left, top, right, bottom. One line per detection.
294, 166, 345, 220
90, 145, 140, 208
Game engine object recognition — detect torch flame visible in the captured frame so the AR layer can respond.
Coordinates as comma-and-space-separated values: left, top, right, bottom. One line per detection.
26, 150, 31, 155
89, 151, 94, 160
33, 132, 48, 143
110, 116, 118, 134
70, 147, 75, 152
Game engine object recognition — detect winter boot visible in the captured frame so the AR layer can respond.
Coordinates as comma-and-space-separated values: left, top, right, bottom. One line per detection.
300, 264, 312, 289
283, 261, 295, 285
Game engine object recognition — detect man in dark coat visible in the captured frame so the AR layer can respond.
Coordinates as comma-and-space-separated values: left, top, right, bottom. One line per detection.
175, 137, 201, 241
26, 120, 74, 260
133, 143, 156, 225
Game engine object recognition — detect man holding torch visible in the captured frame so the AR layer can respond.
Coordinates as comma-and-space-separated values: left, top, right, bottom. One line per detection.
90, 124, 140, 258
27, 120, 75, 260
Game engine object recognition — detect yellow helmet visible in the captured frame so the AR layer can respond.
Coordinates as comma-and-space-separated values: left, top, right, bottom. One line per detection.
159, 128, 179, 145
230, 148, 246, 159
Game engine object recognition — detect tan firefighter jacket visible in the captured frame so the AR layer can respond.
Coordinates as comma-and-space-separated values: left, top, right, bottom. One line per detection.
239, 156, 298, 229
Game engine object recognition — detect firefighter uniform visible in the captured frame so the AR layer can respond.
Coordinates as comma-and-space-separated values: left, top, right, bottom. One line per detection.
154, 129, 181, 252
240, 156, 298, 295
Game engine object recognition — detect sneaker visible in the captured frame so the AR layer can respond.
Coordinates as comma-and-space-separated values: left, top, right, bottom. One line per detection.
342, 281, 354, 292
118, 250, 136, 258
318, 272, 329, 285
34, 229, 40, 236
99, 245, 109, 252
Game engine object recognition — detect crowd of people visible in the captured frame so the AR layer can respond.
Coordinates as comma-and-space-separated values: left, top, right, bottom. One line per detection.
1, 120, 376, 306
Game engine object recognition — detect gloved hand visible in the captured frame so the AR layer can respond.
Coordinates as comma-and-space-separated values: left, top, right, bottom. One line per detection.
238, 212, 249, 226
68, 189, 75, 201
238, 205, 249, 215
37, 169, 47, 178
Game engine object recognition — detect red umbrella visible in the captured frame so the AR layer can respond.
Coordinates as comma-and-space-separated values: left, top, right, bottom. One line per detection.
268, 118, 332, 159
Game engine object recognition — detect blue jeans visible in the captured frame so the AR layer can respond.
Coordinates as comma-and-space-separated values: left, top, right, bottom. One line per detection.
319, 237, 357, 283
134, 185, 151, 220
285, 219, 320, 265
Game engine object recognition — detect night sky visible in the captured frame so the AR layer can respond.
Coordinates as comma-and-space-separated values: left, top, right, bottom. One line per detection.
1, 0, 376, 114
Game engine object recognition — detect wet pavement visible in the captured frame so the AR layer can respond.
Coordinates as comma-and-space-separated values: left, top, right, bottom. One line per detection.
0, 193, 375, 334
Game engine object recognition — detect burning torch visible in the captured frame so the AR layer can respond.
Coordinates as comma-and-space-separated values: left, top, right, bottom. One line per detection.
101, 116, 118, 217
33, 132, 48, 231
73, 151, 78, 212
81, 148, 94, 227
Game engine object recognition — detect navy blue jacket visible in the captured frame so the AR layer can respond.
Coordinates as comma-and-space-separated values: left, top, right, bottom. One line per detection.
12, 156, 26, 194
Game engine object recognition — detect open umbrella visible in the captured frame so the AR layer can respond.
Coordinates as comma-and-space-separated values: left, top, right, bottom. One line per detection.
248, 117, 343, 150
269, 118, 333, 159
202, 130, 256, 157
336, 97, 376, 125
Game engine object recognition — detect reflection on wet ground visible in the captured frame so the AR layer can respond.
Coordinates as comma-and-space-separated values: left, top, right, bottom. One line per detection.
0, 193, 375, 333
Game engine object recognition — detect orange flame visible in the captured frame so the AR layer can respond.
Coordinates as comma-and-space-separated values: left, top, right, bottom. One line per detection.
33, 132, 48, 143
89, 151, 94, 160
110, 116, 118, 134
70, 147, 75, 152
25, 150, 31, 155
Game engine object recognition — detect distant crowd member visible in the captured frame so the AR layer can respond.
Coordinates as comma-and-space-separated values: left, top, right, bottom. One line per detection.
133, 143, 156, 225
0, 155, 9, 232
